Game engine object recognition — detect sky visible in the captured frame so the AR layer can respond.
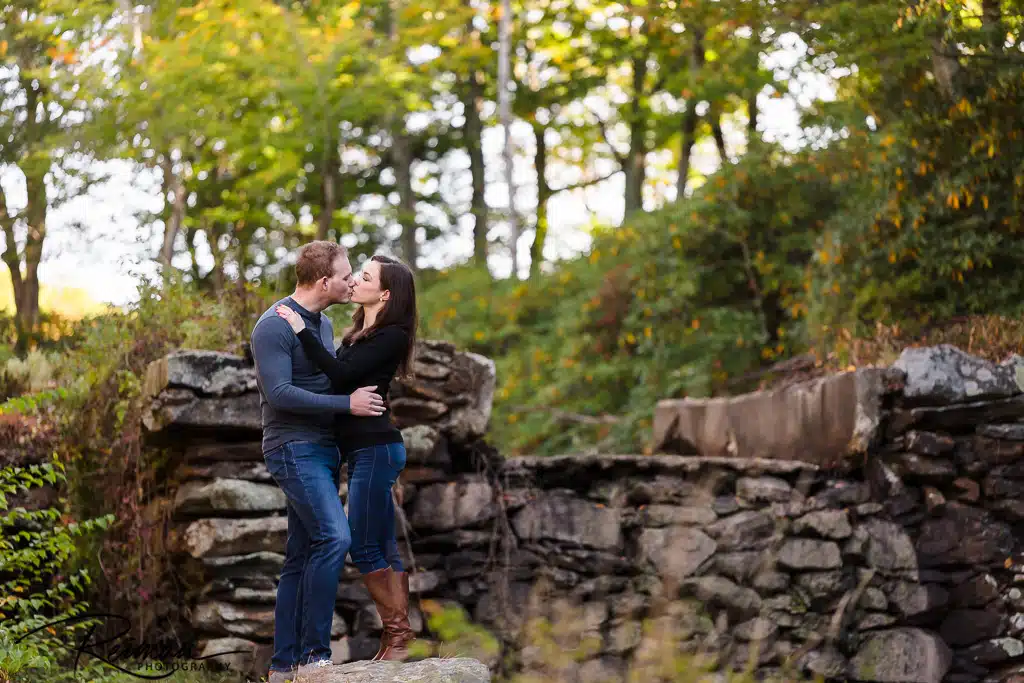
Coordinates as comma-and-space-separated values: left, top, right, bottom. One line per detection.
0, 34, 829, 310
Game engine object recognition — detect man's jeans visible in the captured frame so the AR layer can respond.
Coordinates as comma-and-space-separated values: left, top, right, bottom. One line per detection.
264, 441, 351, 671
347, 442, 406, 574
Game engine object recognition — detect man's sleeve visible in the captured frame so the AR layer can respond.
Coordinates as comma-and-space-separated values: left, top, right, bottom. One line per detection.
251, 317, 352, 414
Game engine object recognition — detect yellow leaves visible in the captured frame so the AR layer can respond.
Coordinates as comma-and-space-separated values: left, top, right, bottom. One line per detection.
450, 291, 462, 302
589, 250, 600, 265
691, 319, 700, 330
946, 192, 960, 210
983, 195, 990, 210
473, 331, 484, 341
880, 135, 896, 148
817, 249, 830, 265
0, 41, 7, 57
918, 161, 929, 176
888, 251, 897, 264
644, 326, 652, 339
672, 237, 682, 250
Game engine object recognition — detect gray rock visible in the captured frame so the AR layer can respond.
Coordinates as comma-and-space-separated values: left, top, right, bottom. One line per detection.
195, 637, 258, 674
960, 638, 1024, 666
861, 519, 919, 574
145, 391, 262, 433
796, 571, 853, 601
402, 425, 447, 466
641, 505, 717, 527
849, 628, 951, 683
201, 551, 285, 577
411, 479, 496, 532
182, 516, 287, 558
736, 476, 795, 503
512, 493, 623, 551
978, 423, 1024, 440
859, 587, 888, 611
306, 657, 491, 682
802, 648, 848, 679
178, 459, 273, 482
442, 351, 496, 443
884, 582, 949, 619
752, 571, 789, 593
145, 350, 257, 398
683, 575, 762, 619
173, 479, 286, 517
777, 539, 843, 570
193, 601, 344, 640
857, 613, 897, 631
794, 509, 853, 539
706, 510, 776, 550
735, 617, 778, 642
638, 527, 716, 581
894, 344, 1024, 405
939, 609, 1006, 647
916, 504, 1014, 567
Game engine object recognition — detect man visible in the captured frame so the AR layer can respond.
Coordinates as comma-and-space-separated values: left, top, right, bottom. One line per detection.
250, 241, 384, 683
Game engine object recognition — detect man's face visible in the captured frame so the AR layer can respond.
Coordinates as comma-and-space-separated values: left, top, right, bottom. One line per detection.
323, 255, 355, 305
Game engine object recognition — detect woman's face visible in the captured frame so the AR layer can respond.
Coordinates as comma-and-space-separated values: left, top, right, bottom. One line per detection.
351, 260, 388, 307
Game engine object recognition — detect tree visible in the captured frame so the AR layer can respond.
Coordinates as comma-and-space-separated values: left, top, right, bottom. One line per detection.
0, 0, 115, 349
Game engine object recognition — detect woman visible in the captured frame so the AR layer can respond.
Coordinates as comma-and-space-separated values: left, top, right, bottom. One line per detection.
275, 254, 417, 662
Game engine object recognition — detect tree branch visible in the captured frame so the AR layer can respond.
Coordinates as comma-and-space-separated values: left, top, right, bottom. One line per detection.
593, 112, 627, 167
550, 169, 619, 195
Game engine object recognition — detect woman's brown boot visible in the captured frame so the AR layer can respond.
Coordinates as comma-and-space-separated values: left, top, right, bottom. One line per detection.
360, 567, 395, 660
375, 569, 414, 661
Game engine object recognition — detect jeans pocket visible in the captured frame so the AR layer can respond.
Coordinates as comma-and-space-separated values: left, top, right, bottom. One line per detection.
264, 443, 290, 481
387, 443, 407, 472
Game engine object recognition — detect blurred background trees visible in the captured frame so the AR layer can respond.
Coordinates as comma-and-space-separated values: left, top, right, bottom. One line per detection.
0, 0, 1021, 453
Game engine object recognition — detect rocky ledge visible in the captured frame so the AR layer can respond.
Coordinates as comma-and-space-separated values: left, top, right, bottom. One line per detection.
291, 658, 490, 683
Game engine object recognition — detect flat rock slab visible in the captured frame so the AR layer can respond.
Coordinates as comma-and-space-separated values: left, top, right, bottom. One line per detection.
294, 658, 490, 683
894, 344, 1024, 406
651, 368, 889, 466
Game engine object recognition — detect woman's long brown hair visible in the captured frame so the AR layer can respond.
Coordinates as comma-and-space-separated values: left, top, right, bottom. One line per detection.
342, 254, 418, 377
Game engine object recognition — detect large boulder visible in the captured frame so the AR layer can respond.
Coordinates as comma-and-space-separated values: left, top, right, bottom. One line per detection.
295, 658, 490, 683
652, 368, 891, 466
181, 516, 287, 558
849, 628, 951, 683
894, 344, 1024, 406
173, 479, 286, 517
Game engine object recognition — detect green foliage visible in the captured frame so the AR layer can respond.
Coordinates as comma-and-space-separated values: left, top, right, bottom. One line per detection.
420, 146, 835, 454
0, 458, 115, 683
412, 599, 501, 664
47, 278, 271, 641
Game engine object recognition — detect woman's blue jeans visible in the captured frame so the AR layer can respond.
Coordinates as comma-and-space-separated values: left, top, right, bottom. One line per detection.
263, 440, 351, 672
346, 442, 407, 574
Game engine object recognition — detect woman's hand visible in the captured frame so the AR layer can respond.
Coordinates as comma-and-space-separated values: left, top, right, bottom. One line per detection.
275, 305, 305, 334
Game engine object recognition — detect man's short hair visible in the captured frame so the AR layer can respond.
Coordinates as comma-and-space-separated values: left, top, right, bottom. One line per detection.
295, 241, 348, 286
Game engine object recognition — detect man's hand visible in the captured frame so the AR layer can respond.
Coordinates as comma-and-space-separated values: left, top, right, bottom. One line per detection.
350, 385, 385, 416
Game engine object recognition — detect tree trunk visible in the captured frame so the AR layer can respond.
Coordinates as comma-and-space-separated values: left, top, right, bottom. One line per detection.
160, 156, 186, 268
677, 107, 699, 201
317, 149, 338, 241
710, 106, 728, 165
464, 73, 488, 268
529, 123, 549, 280
624, 51, 648, 215
747, 90, 758, 142
394, 131, 417, 268
677, 27, 705, 201
497, 0, 517, 276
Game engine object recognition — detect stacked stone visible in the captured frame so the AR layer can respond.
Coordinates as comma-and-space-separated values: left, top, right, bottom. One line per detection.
479, 454, 952, 683
141, 343, 495, 677
873, 345, 1024, 683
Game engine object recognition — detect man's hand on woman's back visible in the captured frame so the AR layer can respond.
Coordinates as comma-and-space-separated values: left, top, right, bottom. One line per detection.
351, 385, 385, 416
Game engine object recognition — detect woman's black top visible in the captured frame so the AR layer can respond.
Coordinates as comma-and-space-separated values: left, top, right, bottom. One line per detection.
295, 323, 409, 453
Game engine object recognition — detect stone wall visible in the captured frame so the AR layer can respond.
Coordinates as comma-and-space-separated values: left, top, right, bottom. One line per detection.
145, 343, 1024, 683
142, 341, 497, 676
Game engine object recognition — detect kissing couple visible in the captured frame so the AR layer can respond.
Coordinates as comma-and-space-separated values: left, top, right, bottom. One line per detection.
249, 241, 418, 683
